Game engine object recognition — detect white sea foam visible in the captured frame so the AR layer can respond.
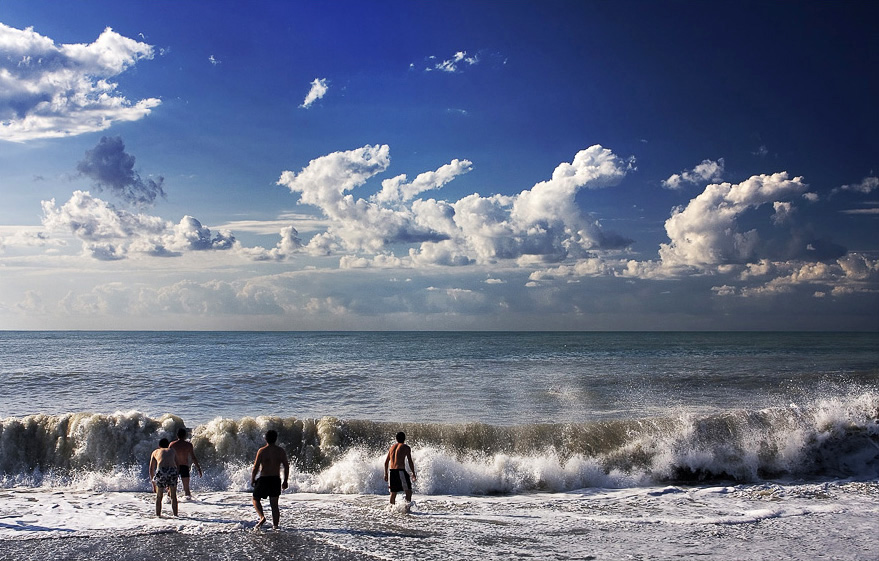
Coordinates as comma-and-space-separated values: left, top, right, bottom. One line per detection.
2, 483, 877, 561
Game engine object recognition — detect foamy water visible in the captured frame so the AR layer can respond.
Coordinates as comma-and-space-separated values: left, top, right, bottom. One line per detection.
2, 484, 878, 560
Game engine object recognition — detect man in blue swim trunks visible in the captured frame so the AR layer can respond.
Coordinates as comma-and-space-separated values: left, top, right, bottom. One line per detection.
148, 438, 179, 517
384, 431, 416, 506
251, 429, 289, 531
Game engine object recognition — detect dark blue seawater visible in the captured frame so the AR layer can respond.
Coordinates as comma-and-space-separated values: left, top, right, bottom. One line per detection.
1, 331, 876, 424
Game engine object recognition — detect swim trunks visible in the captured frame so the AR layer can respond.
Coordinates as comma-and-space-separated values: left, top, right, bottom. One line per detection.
388, 469, 411, 493
178, 464, 191, 478
153, 466, 179, 490
253, 476, 282, 499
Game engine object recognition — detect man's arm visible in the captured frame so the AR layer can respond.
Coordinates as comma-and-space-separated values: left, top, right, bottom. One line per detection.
149, 453, 157, 491
405, 447, 416, 480
383, 450, 390, 481
191, 445, 203, 476
281, 450, 290, 490
251, 448, 263, 486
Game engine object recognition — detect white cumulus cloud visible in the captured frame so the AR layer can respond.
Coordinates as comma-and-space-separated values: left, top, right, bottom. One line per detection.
278, 144, 634, 267
0, 24, 160, 142
659, 172, 808, 268
41, 191, 236, 260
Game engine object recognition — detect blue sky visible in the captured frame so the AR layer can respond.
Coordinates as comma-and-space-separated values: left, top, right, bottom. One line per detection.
0, 0, 876, 330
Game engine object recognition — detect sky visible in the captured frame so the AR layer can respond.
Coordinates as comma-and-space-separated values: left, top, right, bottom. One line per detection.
0, 0, 877, 331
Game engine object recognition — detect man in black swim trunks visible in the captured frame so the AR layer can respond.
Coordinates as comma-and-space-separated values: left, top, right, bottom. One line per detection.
169, 427, 202, 498
251, 429, 289, 531
384, 431, 416, 506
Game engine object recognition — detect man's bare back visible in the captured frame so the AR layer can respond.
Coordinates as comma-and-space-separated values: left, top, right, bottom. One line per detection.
253, 444, 289, 477
151, 447, 177, 469
169, 439, 194, 464
387, 442, 412, 470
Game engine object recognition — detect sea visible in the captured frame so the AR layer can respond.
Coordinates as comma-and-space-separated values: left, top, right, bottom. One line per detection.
0, 331, 877, 560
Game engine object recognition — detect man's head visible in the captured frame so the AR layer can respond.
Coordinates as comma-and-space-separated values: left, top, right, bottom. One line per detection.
159, 438, 170, 448
265, 430, 278, 444
396, 431, 406, 443
177, 427, 188, 440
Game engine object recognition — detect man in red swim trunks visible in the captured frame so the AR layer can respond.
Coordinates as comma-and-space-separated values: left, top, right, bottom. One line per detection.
251, 429, 289, 531
384, 431, 416, 506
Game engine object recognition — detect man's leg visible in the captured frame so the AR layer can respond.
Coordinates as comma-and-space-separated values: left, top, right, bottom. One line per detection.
404, 489, 412, 502
389, 491, 397, 505
155, 487, 163, 517
169, 487, 178, 516
252, 497, 266, 529
269, 495, 280, 529
182, 476, 191, 497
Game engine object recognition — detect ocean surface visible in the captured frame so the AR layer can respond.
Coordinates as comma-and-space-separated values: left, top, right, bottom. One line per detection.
1, 331, 877, 560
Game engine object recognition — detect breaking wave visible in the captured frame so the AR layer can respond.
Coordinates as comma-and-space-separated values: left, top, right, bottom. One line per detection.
2, 391, 877, 494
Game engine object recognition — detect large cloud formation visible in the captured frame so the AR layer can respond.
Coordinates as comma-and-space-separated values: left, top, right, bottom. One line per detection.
76, 136, 166, 206
277, 144, 634, 267
529, 168, 878, 299
0, 24, 159, 142
659, 172, 809, 268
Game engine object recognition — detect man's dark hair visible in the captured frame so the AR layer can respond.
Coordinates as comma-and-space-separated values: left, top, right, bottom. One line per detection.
177, 427, 188, 439
396, 432, 406, 443
265, 430, 278, 444
159, 438, 170, 448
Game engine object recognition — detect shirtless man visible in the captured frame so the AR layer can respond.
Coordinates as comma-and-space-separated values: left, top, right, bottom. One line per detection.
383, 431, 416, 506
169, 427, 202, 498
148, 438, 179, 517
250, 429, 289, 531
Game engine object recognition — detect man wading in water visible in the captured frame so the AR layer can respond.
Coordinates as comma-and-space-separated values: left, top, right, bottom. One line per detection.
251, 430, 289, 531
384, 431, 416, 508
169, 427, 202, 499
149, 438, 179, 517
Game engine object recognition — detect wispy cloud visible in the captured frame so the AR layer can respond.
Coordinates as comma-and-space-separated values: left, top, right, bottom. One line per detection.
300, 78, 328, 108
0, 24, 160, 142
832, 176, 879, 196
416, 50, 480, 73
662, 158, 725, 190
